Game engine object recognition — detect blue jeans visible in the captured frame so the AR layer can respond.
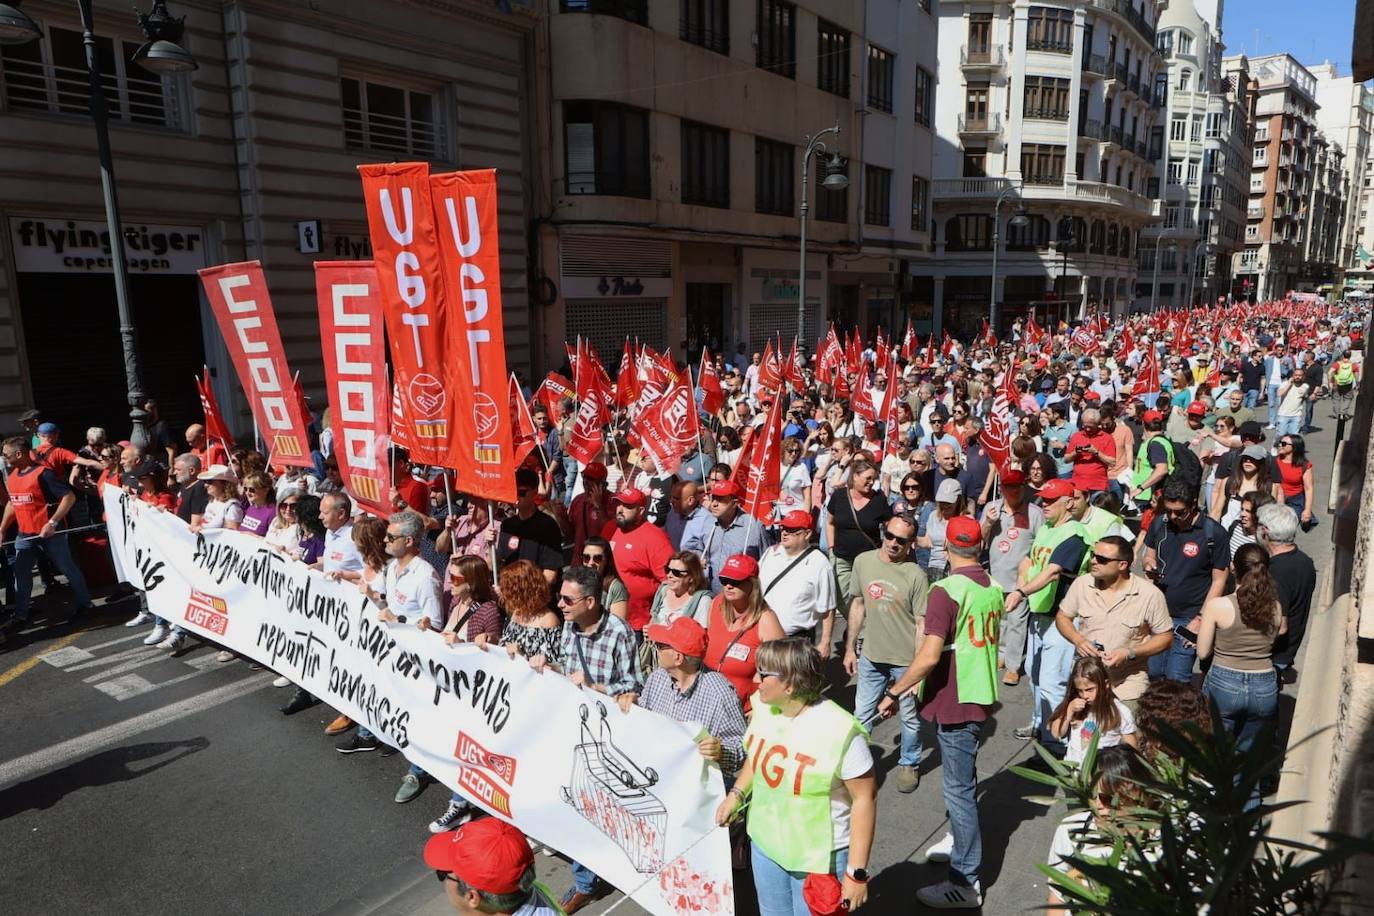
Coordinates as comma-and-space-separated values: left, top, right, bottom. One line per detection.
935, 720, 983, 889
751, 840, 848, 916
1243, 388, 1260, 409
562, 457, 579, 507
1276, 415, 1301, 437
1266, 384, 1281, 426
1303, 397, 1315, 432
571, 860, 602, 895
853, 655, 922, 766
13, 532, 91, 620
1203, 664, 1277, 811
1028, 614, 1073, 748
1149, 613, 1198, 682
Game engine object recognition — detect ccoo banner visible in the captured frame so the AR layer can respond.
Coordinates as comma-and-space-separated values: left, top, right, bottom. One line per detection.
199, 261, 313, 467
314, 261, 392, 517
103, 490, 734, 916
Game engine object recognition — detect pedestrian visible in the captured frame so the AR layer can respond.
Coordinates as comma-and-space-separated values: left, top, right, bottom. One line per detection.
1048, 656, 1138, 766
825, 457, 890, 606
702, 553, 785, 710
663, 480, 704, 549
1273, 433, 1316, 531
1274, 366, 1311, 437
918, 479, 967, 582
1257, 503, 1316, 681
680, 478, 768, 594
424, 817, 562, 916
608, 487, 675, 635
979, 468, 1043, 686
647, 550, 712, 626
498, 468, 564, 583
1066, 408, 1114, 495
1126, 409, 1173, 514
758, 509, 835, 649
639, 616, 747, 776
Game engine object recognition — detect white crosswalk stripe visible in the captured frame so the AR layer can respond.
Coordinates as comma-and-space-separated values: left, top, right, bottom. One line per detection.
39, 631, 240, 701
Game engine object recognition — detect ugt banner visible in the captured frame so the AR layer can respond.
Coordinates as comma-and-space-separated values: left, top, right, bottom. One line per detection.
103, 490, 733, 916
358, 162, 460, 468
198, 261, 312, 467
314, 261, 391, 517
430, 168, 516, 503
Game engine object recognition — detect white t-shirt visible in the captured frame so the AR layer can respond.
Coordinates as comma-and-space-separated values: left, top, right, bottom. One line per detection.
757, 544, 836, 634
1064, 699, 1136, 764
1277, 382, 1310, 418
1048, 811, 1111, 885
776, 462, 812, 514
202, 498, 244, 530
323, 523, 364, 575
383, 556, 444, 629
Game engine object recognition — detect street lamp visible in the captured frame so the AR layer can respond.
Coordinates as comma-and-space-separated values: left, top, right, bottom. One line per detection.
799, 125, 847, 348
0, 1, 197, 448
1055, 216, 1079, 318
989, 184, 1027, 334
1187, 240, 1205, 309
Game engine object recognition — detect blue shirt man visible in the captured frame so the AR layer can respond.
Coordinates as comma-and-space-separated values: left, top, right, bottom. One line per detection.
680, 479, 768, 594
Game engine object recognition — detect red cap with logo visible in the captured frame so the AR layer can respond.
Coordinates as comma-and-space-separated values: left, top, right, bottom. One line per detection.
644, 616, 709, 658
422, 817, 533, 895
1186, 401, 1208, 417
780, 509, 813, 530
1039, 478, 1078, 501
615, 487, 646, 506
719, 553, 759, 581
945, 516, 982, 549
709, 479, 742, 499
1084, 390, 1101, 402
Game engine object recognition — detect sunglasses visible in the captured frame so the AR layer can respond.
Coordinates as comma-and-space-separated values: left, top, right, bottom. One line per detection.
781, 526, 810, 536
557, 593, 586, 605
281, 501, 298, 510
756, 670, 782, 680
384, 533, 408, 542
653, 642, 675, 652
1090, 552, 1123, 565
665, 566, 688, 577
582, 553, 606, 563
719, 576, 747, 588
902, 484, 920, 492
882, 529, 912, 546
435, 870, 458, 885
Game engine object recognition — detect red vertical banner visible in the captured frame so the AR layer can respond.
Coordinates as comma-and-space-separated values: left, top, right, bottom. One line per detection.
195, 366, 234, 449
429, 168, 516, 504
741, 394, 783, 523
198, 261, 312, 467
314, 261, 392, 517
358, 162, 458, 468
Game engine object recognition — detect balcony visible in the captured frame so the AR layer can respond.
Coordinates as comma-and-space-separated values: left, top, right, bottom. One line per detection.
961, 44, 1005, 69
931, 177, 1016, 198
1125, 132, 1137, 150
1107, 125, 1124, 147
1248, 206, 1265, 219
1089, 0, 1157, 45
1026, 37, 1073, 54
1081, 118, 1104, 141
1025, 106, 1070, 122
1136, 140, 1149, 158
1082, 53, 1108, 77
957, 112, 1002, 135
931, 176, 1156, 217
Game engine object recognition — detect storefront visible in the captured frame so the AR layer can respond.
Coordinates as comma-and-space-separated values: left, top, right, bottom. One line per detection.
557, 234, 673, 365
6, 216, 224, 440
741, 248, 824, 356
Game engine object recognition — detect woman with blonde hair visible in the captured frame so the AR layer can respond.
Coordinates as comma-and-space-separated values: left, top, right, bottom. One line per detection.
648, 550, 711, 626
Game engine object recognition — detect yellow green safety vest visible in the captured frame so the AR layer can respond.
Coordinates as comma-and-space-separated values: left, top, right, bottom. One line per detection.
1025, 518, 1089, 615
743, 695, 866, 872
1131, 435, 1174, 501
1335, 361, 1355, 385
937, 572, 1003, 707
1081, 506, 1125, 545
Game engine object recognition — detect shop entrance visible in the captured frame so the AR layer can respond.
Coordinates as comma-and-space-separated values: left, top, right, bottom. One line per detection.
18, 273, 207, 441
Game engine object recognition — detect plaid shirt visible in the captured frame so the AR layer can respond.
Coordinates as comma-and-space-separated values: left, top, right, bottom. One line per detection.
558, 611, 641, 697
638, 668, 748, 775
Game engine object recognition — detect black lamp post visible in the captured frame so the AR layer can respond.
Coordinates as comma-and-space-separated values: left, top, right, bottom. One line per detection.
0, 1, 197, 447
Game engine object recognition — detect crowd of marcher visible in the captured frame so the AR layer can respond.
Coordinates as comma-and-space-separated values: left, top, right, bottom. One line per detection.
0, 300, 1359, 915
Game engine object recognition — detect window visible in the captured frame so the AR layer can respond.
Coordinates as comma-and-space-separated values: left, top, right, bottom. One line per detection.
1167, 157, 1182, 185
1147, 177, 1160, 197
1205, 111, 1222, 138
867, 45, 894, 113
1024, 75, 1070, 120
962, 148, 987, 177
1154, 72, 1168, 106
1253, 145, 1268, 165
910, 176, 929, 231
1177, 32, 1193, 55
945, 214, 993, 251
1106, 223, 1120, 255
1027, 7, 1074, 53
560, 0, 647, 24
681, 0, 729, 54
1157, 30, 1173, 55
965, 86, 989, 124
1190, 114, 1202, 142
1149, 126, 1163, 159
1203, 148, 1219, 174
564, 100, 650, 197
914, 66, 933, 126
681, 120, 730, 208
1020, 143, 1066, 185
968, 13, 992, 54
1165, 205, 1180, 227
342, 77, 442, 158
1007, 214, 1051, 250
817, 20, 850, 97
1187, 159, 1200, 187
755, 137, 794, 214
1088, 219, 1105, 253
864, 165, 892, 226
1170, 113, 1186, 141
1200, 184, 1217, 207
1177, 68, 1192, 91
1254, 124, 1269, 142
757, 0, 796, 78
1, 23, 182, 129
816, 160, 848, 222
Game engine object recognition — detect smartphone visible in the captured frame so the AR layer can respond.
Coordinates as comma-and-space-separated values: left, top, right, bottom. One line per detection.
1174, 623, 1198, 643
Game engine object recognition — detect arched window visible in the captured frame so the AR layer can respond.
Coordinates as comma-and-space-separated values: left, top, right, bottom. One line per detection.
1106, 223, 1120, 256
1007, 214, 1051, 250
1058, 216, 1088, 252
1177, 68, 1192, 91
1089, 219, 1106, 254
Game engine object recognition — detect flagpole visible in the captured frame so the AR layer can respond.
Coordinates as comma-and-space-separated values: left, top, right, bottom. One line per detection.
486, 499, 498, 575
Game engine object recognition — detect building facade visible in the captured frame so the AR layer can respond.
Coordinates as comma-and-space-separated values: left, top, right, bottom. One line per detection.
532, 0, 937, 369
1229, 53, 1321, 302
1138, 0, 1250, 310
1311, 61, 1374, 294
1299, 130, 1348, 292
0, 0, 539, 442
916, 0, 1163, 335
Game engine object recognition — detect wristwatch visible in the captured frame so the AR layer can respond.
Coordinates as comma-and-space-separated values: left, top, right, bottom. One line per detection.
883, 689, 901, 702
845, 866, 869, 883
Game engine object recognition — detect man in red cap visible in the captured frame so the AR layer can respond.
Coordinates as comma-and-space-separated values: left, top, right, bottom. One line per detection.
978, 468, 1043, 686
638, 616, 747, 775
609, 487, 674, 634
758, 509, 835, 651
1127, 408, 1175, 516
877, 514, 998, 908
424, 817, 561, 915
569, 461, 612, 565
679, 478, 767, 595
1065, 407, 1115, 495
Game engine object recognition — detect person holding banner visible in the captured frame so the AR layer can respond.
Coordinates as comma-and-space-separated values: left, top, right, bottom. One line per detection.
716, 637, 876, 916
498, 469, 564, 584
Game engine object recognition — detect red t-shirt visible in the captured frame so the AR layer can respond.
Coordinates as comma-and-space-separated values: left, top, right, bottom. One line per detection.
396, 477, 430, 515
32, 445, 78, 479
1067, 429, 1115, 492
918, 566, 994, 725
703, 594, 763, 714
609, 519, 674, 631
1276, 457, 1310, 498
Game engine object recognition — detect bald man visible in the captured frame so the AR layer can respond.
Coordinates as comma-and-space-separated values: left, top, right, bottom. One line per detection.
664, 480, 703, 549
185, 424, 228, 469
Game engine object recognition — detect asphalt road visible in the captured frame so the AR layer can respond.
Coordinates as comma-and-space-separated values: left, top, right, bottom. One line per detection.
0, 412, 1342, 916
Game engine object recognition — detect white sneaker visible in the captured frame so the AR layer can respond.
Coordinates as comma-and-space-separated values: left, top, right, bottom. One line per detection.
216, 650, 235, 663
158, 632, 186, 651
925, 833, 955, 863
272, 675, 291, 688
143, 624, 169, 646
125, 611, 153, 628
916, 879, 983, 909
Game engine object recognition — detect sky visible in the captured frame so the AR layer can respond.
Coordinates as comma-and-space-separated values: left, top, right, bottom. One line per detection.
1221, 0, 1357, 73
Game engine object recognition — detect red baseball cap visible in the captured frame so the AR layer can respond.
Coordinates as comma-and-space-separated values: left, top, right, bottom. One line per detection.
709, 479, 742, 499
1040, 478, 1077, 501
615, 487, 646, 506
423, 817, 533, 895
719, 553, 759, 581
582, 461, 608, 482
1084, 390, 1101, 401
644, 616, 709, 658
946, 516, 982, 549
1142, 409, 1164, 423
1186, 401, 1207, 417
1001, 468, 1026, 486
780, 509, 813, 530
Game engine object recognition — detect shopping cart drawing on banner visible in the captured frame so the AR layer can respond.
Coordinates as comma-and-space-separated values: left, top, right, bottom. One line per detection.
561, 702, 668, 873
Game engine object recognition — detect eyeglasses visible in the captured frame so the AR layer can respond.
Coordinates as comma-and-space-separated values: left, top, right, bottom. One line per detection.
781, 526, 809, 536
384, 533, 409, 542
757, 670, 782, 680
1090, 552, 1123, 565
557, 593, 587, 605
435, 870, 457, 885
1279, 440, 1293, 447
881, 529, 912, 546
582, 553, 606, 564
1163, 505, 1193, 518
665, 566, 688, 577
281, 502, 298, 510
719, 576, 747, 588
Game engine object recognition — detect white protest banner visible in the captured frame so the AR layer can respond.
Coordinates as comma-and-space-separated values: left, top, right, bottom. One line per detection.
103, 490, 734, 916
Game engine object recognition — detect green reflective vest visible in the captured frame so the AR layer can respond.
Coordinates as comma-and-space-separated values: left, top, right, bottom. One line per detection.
1081, 506, 1125, 544
1131, 434, 1175, 501
743, 696, 866, 872
1025, 518, 1089, 615
937, 572, 1003, 707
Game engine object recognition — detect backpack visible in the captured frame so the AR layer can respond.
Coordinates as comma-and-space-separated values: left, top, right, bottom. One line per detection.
1165, 438, 1205, 501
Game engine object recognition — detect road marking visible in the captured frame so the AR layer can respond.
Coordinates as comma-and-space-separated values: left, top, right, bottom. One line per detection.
0, 676, 267, 789
95, 673, 158, 701
82, 651, 177, 684
84, 632, 148, 653
0, 630, 85, 689
42, 646, 94, 667
61, 645, 161, 673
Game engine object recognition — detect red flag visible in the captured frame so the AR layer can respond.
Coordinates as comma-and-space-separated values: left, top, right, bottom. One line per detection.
924, 332, 936, 361
358, 162, 459, 468
697, 349, 724, 415
1025, 317, 1045, 348
874, 328, 888, 379
1070, 326, 1102, 355
978, 358, 1018, 473
566, 339, 612, 464
314, 260, 392, 516
510, 373, 537, 468
901, 320, 917, 361
1114, 325, 1135, 366
634, 370, 700, 476
757, 339, 783, 396
878, 373, 899, 460
429, 168, 516, 502
1131, 346, 1161, 397
616, 339, 640, 409
195, 366, 234, 450
535, 372, 574, 418
845, 330, 862, 377
198, 261, 312, 467
980, 319, 997, 350
783, 338, 805, 394
740, 394, 783, 523
941, 331, 956, 359
853, 370, 877, 422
